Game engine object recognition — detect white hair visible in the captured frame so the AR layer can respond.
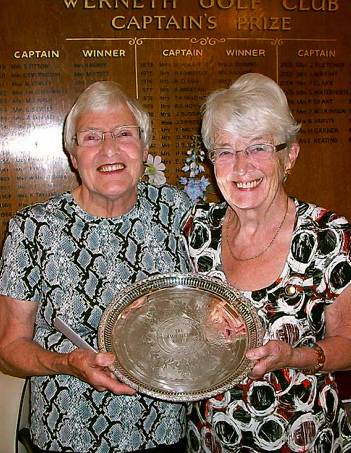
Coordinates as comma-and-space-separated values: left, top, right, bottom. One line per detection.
201, 73, 301, 151
64, 80, 152, 153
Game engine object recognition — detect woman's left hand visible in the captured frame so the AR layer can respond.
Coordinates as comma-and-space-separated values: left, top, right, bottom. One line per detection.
246, 286, 351, 379
246, 340, 294, 379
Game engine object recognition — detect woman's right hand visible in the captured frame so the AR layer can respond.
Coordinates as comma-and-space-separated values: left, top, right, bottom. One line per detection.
65, 349, 136, 395
0, 296, 136, 395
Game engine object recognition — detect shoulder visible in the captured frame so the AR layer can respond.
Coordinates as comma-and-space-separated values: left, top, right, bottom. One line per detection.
140, 182, 193, 211
1, 194, 70, 256
184, 201, 227, 228
296, 199, 350, 224
10, 193, 70, 230
292, 199, 351, 289
295, 198, 351, 232
183, 201, 227, 239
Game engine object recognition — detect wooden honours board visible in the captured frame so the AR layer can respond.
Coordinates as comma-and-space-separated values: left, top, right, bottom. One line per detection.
0, 0, 351, 246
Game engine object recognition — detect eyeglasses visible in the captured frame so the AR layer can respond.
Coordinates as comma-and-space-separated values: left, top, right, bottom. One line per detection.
209, 143, 287, 164
73, 125, 142, 147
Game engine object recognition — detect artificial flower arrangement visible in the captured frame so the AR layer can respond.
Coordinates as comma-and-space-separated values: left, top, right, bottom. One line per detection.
179, 134, 210, 202
144, 134, 210, 203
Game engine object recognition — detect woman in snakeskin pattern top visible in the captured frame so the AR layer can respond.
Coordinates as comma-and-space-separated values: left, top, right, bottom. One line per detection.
0, 81, 191, 452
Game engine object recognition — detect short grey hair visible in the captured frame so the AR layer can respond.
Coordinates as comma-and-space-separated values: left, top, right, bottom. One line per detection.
64, 80, 152, 153
201, 73, 301, 151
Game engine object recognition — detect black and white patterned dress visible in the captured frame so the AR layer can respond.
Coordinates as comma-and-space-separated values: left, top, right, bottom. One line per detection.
183, 198, 351, 452
0, 182, 192, 453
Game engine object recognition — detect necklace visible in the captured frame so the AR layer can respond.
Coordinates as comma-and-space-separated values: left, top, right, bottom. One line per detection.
225, 197, 289, 262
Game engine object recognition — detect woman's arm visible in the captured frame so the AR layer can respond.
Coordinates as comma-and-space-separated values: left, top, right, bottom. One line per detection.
321, 284, 351, 370
0, 295, 135, 395
247, 285, 351, 378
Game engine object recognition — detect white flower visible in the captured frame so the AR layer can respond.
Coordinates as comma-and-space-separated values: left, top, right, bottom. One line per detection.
144, 154, 166, 186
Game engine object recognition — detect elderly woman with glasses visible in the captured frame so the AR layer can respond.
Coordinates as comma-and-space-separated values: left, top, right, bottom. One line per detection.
184, 73, 351, 452
0, 81, 192, 452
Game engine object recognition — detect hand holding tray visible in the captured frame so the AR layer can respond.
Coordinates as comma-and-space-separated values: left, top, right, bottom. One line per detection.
98, 273, 264, 402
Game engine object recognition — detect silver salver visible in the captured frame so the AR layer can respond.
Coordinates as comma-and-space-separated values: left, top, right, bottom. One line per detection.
98, 273, 264, 402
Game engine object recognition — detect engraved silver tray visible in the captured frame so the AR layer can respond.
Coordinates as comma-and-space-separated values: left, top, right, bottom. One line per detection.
98, 273, 263, 402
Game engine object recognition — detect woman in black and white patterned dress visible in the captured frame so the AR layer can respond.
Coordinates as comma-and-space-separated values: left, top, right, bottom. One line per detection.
184, 73, 351, 452
0, 81, 191, 452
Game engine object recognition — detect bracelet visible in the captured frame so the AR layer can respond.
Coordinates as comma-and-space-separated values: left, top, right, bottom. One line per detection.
303, 343, 326, 375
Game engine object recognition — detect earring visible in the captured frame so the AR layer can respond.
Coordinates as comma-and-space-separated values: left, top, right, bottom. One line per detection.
283, 168, 291, 183
139, 161, 147, 182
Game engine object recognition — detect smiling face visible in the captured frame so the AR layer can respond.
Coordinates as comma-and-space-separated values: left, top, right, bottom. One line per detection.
213, 130, 298, 212
70, 104, 148, 217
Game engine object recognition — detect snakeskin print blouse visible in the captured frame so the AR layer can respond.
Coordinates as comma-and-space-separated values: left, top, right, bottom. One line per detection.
0, 182, 192, 453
